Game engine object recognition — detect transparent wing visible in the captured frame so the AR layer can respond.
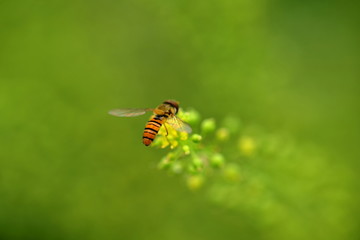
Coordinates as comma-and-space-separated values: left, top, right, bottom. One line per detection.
166, 116, 192, 133
108, 108, 153, 117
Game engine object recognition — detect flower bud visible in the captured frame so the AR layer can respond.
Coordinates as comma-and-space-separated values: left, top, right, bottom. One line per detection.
159, 136, 170, 149
170, 140, 178, 149
191, 134, 202, 143
216, 128, 230, 141
182, 145, 191, 155
192, 156, 203, 170
180, 108, 201, 125
210, 153, 225, 168
238, 136, 256, 156
223, 164, 241, 182
179, 132, 188, 141
186, 175, 204, 191
171, 162, 183, 174
201, 118, 216, 134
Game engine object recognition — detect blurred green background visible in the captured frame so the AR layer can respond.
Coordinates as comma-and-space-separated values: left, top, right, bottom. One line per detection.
0, 0, 359, 239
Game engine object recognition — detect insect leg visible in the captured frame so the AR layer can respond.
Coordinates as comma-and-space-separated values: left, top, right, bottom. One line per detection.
164, 124, 169, 136
163, 123, 170, 145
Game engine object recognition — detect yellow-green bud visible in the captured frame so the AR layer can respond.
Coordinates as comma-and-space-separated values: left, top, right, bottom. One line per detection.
192, 156, 203, 170
171, 162, 183, 174
184, 109, 201, 125
210, 153, 225, 168
216, 128, 230, 141
186, 175, 204, 191
201, 118, 216, 134
191, 134, 202, 143
170, 140, 179, 149
182, 145, 191, 155
238, 136, 256, 156
179, 132, 188, 141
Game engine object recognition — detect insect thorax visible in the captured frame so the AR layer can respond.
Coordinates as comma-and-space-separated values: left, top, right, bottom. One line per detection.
154, 103, 177, 117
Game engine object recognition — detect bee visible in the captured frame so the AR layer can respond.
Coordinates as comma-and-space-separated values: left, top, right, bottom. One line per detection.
109, 100, 192, 146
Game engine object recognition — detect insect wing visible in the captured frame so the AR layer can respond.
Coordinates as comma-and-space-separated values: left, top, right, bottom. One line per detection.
166, 116, 192, 133
108, 108, 153, 117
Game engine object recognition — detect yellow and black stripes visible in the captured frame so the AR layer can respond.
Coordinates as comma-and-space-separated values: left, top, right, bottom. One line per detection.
142, 116, 165, 146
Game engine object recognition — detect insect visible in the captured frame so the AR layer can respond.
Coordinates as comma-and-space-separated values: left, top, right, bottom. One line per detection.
109, 100, 192, 146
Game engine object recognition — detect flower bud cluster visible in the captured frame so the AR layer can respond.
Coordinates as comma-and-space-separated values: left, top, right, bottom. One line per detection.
152, 108, 254, 190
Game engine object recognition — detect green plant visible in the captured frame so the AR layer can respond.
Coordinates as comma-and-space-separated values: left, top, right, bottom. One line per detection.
151, 108, 353, 239
152, 108, 257, 190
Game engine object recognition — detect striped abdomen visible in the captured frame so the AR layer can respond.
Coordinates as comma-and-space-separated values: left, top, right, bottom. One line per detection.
143, 115, 165, 146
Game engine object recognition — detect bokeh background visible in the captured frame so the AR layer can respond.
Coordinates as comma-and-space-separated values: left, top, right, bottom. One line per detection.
0, 0, 359, 239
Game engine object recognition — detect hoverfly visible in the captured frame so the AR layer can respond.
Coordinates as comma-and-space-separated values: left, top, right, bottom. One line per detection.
109, 100, 192, 146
